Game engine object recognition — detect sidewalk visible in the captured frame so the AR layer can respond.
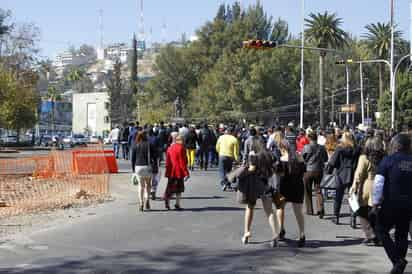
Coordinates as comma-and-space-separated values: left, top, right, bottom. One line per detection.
0, 165, 410, 274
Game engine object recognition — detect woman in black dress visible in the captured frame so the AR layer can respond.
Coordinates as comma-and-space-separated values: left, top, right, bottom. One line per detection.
276, 139, 306, 247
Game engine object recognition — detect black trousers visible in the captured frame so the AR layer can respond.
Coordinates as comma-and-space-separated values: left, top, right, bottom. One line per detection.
334, 183, 349, 217
199, 148, 209, 170
376, 206, 411, 265
130, 146, 137, 172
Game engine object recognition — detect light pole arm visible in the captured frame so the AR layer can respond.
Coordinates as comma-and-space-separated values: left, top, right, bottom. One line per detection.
394, 54, 412, 76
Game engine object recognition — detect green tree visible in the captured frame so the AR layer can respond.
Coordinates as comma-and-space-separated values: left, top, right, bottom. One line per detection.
362, 22, 402, 99
377, 73, 412, 130
66, 67, 85, 93
305, 11, 348, 127
0, 67, 38, 142
46, 85, 61, 134
270, 18, 290, 44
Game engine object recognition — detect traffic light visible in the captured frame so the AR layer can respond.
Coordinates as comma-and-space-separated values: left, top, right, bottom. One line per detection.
335, 59, 354, 65
243, 40, 277, 49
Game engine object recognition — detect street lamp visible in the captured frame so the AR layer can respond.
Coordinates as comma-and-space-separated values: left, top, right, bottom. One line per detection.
299, 0, 305, 129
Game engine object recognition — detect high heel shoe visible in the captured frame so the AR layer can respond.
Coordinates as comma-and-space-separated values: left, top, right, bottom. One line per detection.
241, 233, 251, 245
297, 236, 306, 248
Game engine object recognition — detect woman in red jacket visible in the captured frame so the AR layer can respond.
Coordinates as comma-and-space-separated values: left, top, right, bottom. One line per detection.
164, 134, 190, 210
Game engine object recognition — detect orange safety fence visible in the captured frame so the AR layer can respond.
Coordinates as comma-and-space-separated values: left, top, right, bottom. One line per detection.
0, 145, 111, 219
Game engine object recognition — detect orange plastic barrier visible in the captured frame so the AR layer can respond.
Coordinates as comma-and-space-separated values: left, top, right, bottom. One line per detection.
72, 150, 118, 174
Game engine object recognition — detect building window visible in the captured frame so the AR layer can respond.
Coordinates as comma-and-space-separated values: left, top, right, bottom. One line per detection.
105, 102, 110, 110
104, 116, 110, 124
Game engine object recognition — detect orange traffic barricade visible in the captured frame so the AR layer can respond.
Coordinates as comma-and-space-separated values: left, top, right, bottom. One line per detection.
72, 150, 118, 175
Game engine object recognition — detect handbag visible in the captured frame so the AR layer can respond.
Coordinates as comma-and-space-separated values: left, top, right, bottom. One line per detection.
320, 167, 339, 189
131, 173, 139, 185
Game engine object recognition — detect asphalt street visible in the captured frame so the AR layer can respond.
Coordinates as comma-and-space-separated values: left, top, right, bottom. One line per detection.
0, 158, 411, 274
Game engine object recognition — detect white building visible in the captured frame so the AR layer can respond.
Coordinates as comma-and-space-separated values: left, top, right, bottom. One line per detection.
105, 43, 131, 63
54, 51, 89, 70
72, 92, 111, 137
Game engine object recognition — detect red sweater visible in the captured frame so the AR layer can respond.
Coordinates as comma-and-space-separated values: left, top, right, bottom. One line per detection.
165, 143, 189, 179
296, 135, 310, 153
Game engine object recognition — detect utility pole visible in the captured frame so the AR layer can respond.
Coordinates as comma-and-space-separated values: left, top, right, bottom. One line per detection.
299, 0, 305, 129
360, 62, 365, 125
390, 0, 395, 129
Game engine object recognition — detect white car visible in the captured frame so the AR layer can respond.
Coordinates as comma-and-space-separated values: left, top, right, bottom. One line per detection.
88, 136, 100, 144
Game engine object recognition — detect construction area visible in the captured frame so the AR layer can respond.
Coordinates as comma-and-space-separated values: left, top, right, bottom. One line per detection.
0, 145, 114, 219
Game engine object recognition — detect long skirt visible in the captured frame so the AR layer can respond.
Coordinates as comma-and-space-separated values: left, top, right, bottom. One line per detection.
164, 178, 185, 200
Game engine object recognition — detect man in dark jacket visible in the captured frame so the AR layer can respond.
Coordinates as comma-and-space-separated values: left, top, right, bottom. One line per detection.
120, 122, 130, 160
373, 134, 412, 274
302, 132, 328, 217
198, 123, 214, 171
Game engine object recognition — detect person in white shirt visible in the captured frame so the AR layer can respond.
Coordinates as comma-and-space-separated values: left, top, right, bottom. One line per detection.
109, 126, 121, 159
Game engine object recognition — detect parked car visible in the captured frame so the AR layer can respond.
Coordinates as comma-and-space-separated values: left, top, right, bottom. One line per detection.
0, 136, 18, 145
88, 135, 100, 144
72, 134, 88, 146
39, 135, 53, 147
62, 136, 73, 147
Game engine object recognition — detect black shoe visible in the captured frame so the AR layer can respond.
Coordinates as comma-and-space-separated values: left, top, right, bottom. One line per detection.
297, 236, 306, 248
150, 192, 156, 201
279, 229, 286, 241
175, 204, 183, 211
391, 258, 408, 274
271, 238, 279, 248
318, 209, 325, 219
165, 200, 170, 210
332, 216, 339, 225
350, 216, 357, 229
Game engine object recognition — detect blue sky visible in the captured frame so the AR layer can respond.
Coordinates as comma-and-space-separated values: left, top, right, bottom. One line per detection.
3, 0, 411, 59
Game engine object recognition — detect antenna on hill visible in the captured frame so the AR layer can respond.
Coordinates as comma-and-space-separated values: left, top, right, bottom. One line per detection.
97, 9, 105, 60
161, 19, 167, 45
139, 0, 145, 42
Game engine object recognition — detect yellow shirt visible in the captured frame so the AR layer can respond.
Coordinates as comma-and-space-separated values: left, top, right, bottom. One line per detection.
216, 134, 239, 161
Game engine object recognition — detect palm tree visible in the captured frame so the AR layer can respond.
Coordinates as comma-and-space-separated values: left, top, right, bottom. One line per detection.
305, 12, 347, 127
362, 22, 402, 99
46, 85, 61, 134
66, 67, 84, 93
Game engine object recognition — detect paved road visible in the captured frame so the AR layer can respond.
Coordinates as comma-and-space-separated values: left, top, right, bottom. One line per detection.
0, 159, 411, 274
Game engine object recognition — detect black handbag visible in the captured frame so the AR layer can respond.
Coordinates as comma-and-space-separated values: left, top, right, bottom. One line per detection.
320, 168, 339, 189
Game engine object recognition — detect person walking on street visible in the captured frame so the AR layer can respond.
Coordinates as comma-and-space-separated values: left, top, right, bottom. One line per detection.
296, 129, 310, 154
164, 135, 190, 210
185, 127, 199, 171
373, 134, 412, 274
198, 123, 214, 171
120, 122, 130, 160
133, 131, 155, 212
243, 127, 263, 164
148, 129, 161, 201
216, 127, 239, 191
326, 132, 360, 224
230, 138, 280, 248
109, 125, 121, 159
276, 139, 307, 247
302, 132, 328, 217
349, 137, 385, 246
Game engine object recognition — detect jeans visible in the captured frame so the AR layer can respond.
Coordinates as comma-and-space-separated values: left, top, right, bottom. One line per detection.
334, 183, 349, 217
376, 206, 411, 265
218, 156, 234, 188
113, 142, 120, 158
199, 148, 209, 170
121, 143, 129, 160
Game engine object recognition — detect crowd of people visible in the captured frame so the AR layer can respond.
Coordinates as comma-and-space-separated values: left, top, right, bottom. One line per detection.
109, 120, 412, 274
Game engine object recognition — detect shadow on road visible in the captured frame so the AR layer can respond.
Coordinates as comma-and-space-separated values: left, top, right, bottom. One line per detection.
0, 244, 401, 274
